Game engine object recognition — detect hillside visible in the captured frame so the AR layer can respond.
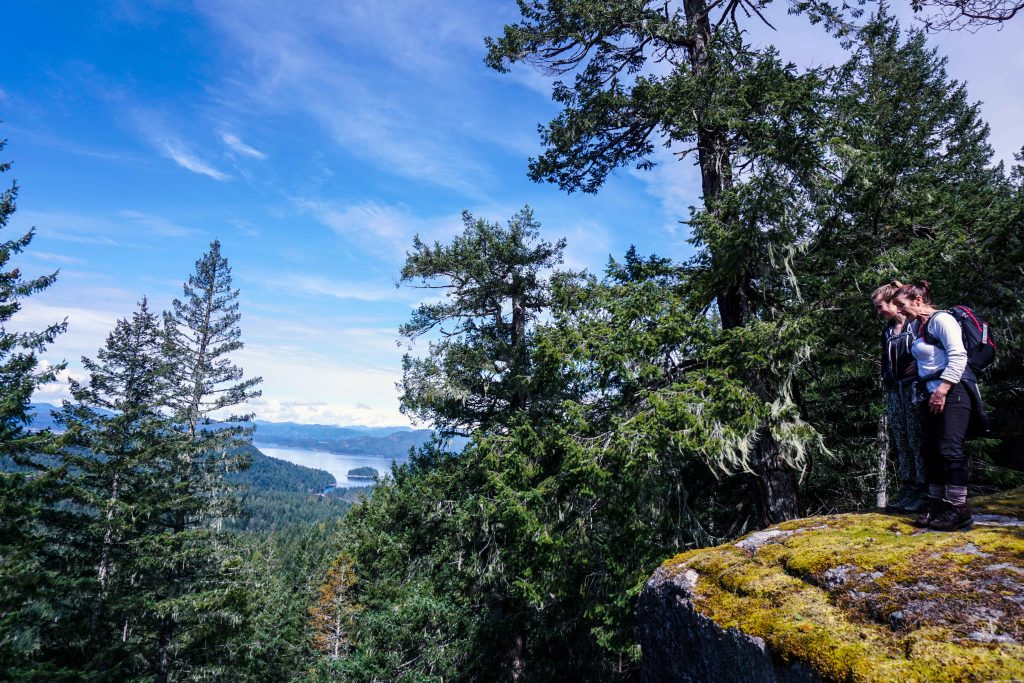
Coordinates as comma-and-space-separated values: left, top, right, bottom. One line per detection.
253, 420, 468, 456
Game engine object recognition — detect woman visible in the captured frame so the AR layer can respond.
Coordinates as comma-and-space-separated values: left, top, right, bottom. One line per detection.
893, 281, 975, 531
872, 281, 925, 513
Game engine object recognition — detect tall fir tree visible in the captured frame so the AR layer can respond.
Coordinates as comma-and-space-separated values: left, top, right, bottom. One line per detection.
154, 239, 262, 681
796, 12, 1012, 507
0, 137, 66, 678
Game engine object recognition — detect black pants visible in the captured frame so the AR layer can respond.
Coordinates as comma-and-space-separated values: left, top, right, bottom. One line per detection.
919, 382, 972, 487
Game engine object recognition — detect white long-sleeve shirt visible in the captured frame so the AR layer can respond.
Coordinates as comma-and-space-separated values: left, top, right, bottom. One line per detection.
912, 311, 968, 392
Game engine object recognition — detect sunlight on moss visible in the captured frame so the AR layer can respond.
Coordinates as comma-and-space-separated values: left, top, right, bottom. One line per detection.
661, 487, 1024, 682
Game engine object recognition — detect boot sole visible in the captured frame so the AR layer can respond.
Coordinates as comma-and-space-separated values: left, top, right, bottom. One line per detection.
928, 518, 974, 532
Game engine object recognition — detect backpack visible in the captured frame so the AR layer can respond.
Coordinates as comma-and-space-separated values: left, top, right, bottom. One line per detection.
924, 305, 997, 374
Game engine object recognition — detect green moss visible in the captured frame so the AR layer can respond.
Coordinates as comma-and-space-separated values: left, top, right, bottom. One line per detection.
661, 487, 1024, 683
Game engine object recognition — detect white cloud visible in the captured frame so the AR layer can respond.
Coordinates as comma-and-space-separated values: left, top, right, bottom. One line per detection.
297, 199, 463, 258
117, 210, 197, 237
158, 139, 230, 180
23, 250, 85, 266
192, 0, 504, 194
560, 219, 614, 273
19, 211, 122, 246
237, 344, 409, 426
628, 145, 702, 256
221, 132, 266, 159
271, 274, 405, 303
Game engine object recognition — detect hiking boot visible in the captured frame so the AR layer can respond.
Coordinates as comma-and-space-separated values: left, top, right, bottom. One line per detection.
913, 497, 944, 528
928, 502, 973, 531
887, 486, 928, 513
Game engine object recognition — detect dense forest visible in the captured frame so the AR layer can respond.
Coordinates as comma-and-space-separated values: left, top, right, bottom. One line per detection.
2, 4, 1023, 683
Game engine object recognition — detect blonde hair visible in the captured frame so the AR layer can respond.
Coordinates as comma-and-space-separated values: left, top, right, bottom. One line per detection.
871, 279, 904, 303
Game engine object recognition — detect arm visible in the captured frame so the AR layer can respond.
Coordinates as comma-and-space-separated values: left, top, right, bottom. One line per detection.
928, 312, 967, 412
933, 312, 968, 386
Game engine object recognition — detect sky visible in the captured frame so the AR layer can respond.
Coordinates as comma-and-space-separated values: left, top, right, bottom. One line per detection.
3, 1, 1022, 427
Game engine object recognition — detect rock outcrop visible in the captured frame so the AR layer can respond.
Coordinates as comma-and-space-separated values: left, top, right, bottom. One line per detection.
638, 488, 1024, 682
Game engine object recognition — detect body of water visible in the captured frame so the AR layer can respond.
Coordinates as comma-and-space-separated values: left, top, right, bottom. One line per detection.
255, 444, 407, 488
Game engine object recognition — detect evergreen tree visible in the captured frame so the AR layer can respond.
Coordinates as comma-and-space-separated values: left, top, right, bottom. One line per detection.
398, 207, 565, 437
153, 239, 262, 680
0, 137, 66, 678
796, 13, 1013, 507
47, 299, 181, 676
486, 1, 830, 525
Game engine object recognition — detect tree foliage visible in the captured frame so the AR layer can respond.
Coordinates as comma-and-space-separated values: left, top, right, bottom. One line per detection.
0, 138, 66, 676
399, 207, 565, 437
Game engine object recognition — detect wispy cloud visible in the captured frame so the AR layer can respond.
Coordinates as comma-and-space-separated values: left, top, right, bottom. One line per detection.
117, 210, 197, 237
221, 132, 266, 159
158, 139, 230, 180
237, 343, 409, 426
296, 199, 462, 258
193, 0, 507, 194
23, 250, 85, 266
273, 273, 405, 303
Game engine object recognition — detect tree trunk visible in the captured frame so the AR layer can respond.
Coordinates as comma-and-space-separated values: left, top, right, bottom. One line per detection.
154, 616, 173, 683
749, 428, 801, 526
508, 625, 525, 681
510, 289, 528, 412
876, 411, 889, 508
683, 0, 799, 524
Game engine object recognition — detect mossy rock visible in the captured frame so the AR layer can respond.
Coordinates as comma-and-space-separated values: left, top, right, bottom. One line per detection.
645, 488, 1024, 683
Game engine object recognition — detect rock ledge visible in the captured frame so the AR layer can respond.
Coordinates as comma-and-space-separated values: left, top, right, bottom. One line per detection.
638, 488, 1024, 683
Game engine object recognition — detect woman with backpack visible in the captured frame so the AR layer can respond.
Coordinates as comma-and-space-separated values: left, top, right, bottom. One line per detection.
893, 281, 978, 531
872, 281, 926, 513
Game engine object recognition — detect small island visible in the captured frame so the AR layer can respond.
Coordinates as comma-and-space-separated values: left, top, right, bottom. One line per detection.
347, 466, 377, 480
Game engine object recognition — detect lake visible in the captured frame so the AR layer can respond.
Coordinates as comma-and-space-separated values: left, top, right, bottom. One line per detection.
255, 444, 408, 488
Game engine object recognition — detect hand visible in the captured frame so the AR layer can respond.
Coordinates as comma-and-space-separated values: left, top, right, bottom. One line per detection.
904, 361, 917, 377
929, 381, 951, 414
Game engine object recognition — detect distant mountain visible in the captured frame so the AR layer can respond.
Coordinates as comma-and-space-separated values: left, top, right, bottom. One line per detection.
253, 425, 441, 458
251, 420, 413, 443
27, 403, 65, 432
26, 404, 466, 457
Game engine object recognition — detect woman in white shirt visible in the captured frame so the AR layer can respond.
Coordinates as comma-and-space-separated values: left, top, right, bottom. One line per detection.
893, 281, 974, 531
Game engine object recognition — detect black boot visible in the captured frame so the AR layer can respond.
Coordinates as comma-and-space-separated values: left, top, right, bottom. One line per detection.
928, 501, 973, 531
888, 484, 927, 513
913, 497, 944, 528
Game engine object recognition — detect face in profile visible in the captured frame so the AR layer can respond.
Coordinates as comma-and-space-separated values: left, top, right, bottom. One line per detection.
894, 294, 925, 319
874, 296, 899, 319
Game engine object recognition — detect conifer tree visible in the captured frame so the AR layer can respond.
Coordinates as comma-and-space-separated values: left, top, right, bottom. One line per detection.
0, 137, 66, 676
399, 207, 565, 437
309, 553, 359, 660
49, 299, 181, 675
486, 2, 829, 524
153, 239, 261, 680
797, 12, 1009, 506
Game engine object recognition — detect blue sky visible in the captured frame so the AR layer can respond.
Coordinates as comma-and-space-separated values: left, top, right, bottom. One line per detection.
4, 1, 1022, 427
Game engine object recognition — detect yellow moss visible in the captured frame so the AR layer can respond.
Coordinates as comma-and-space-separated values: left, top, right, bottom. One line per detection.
660, 487, 1024, 683
971, 487, 1024, 517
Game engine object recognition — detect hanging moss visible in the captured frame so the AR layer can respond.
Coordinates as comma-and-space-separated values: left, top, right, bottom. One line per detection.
660, 488, 1024, 682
